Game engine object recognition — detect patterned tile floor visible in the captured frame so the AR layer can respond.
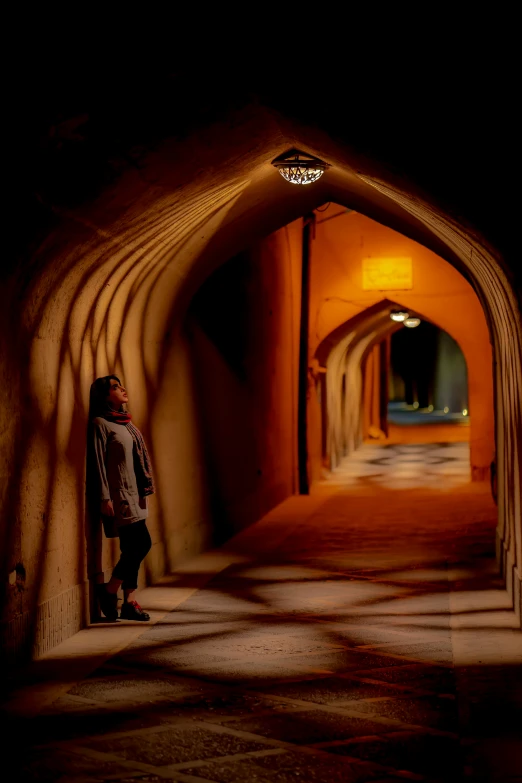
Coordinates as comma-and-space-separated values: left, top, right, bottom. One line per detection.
4, 444, 522, 782
323, 442, 471, 489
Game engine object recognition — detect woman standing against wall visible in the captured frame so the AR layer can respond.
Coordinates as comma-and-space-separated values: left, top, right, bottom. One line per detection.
89, 375, 155, 621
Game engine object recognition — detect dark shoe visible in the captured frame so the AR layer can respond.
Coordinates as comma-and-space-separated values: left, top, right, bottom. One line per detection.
120, 600, 150, 621
98, 584, 118, 621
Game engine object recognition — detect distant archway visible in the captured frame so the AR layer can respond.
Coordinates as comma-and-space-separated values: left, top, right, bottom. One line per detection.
389, 321, 469, 416
315, 300, 477, 472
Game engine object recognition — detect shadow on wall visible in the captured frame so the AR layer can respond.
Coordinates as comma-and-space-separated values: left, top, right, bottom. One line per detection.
1, 250, 189, 662
2, 176, 248, 661
1, 170, 276, 664
0, 161, 309, 666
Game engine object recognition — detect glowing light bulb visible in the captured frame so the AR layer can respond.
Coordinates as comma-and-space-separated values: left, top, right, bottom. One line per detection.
390, 310, 409, 322
462, 409, 468, 416
404, 317, 421, 328
443, 406, 449, 413
428, 404, 434, 411
413, 401, 419, 409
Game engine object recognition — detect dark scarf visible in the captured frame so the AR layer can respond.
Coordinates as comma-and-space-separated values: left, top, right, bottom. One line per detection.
103, 409, 155, 497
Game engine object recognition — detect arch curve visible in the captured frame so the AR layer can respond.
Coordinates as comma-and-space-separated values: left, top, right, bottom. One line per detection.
314, 299, 476, 471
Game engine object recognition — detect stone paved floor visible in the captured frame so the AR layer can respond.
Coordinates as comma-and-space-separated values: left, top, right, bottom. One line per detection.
323, 442, 471, 489
3, 444, 522, 782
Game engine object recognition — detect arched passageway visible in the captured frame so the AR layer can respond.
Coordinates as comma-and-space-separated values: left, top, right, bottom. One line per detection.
1, 105, 520, 667
314, 298, 478, 475
308, 207, 494, 481
389, 321, 469, 416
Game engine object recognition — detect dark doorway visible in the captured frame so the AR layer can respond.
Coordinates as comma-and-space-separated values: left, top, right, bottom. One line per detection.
389, 322, 469, 424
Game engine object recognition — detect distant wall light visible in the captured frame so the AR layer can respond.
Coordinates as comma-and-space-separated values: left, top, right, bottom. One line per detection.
443, 406, 449, 413
272, 151, 329, 185
404, 317, 421, 328
390, 310, 409, 322
462, 409, 468, 416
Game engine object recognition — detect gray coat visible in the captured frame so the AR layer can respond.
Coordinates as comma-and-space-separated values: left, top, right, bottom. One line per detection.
92, 417, 148, 533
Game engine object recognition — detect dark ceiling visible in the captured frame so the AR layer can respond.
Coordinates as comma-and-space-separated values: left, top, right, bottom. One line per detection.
4, 14, 519, 281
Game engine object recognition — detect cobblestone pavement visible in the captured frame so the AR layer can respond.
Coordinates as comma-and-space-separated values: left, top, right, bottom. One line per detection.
4, 445, 522, 782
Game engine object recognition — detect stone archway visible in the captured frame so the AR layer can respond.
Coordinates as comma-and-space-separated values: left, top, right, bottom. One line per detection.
1, 107, 520, 661
314, 299, 479, 473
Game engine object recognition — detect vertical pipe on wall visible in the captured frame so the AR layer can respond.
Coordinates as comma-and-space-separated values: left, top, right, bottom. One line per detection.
298, 213, 314, 494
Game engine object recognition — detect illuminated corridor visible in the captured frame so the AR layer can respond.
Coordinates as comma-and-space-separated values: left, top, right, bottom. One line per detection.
2, 40, 521, 782
5, 444, 520, 782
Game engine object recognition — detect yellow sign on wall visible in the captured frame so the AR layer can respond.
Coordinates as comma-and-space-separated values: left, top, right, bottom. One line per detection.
362, 257, 413, 290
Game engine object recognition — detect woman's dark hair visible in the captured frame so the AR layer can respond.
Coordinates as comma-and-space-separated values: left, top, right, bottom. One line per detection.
89, 375, 121, 419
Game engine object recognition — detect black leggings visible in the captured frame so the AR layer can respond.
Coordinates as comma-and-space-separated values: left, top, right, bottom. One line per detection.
112, 520, 152, 591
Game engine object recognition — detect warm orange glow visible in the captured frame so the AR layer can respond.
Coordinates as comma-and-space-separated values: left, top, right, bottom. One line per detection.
308, 207, 495, 486
362, 257, 413, 290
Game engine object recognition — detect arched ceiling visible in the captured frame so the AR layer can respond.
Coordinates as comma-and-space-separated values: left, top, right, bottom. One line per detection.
13, 104, 506, 352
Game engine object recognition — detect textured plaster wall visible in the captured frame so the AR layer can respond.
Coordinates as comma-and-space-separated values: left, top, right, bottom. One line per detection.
307, 208, 494, 481
185, 225, 302, 540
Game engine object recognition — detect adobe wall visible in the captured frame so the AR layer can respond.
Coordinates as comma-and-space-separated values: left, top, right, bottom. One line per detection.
183, 224, 302, 541
0, 210, 303, 662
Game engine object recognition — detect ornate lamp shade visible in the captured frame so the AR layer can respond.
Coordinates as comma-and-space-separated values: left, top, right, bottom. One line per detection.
272, 152, 329, 185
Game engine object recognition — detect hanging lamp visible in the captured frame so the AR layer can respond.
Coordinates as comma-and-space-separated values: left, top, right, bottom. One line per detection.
272, 150, 329, 185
